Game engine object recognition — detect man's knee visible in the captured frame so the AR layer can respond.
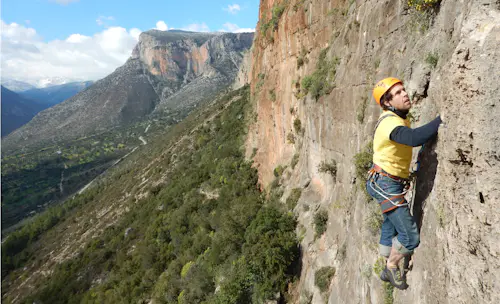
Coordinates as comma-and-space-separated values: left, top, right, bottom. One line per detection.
407, 231, 420, 251
393, 230, 420, 254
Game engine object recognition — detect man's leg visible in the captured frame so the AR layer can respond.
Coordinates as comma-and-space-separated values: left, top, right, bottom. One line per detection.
387, 245, 405, 268
379, 213, 396, 259
384, 205, 420, 289
379, 214, 396, 282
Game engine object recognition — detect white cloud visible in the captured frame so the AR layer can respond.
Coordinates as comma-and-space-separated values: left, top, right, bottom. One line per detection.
66, 33, 90, 43
96, 16, 115, 26
155, 21, 168, 31
224, 4, 241, 14
1, 20, 142, 85
220, 22, 255, 33
129, 28, 142, 41
1, 21, 38, 43
51, 0, 79, 5
182, 23, 210, 32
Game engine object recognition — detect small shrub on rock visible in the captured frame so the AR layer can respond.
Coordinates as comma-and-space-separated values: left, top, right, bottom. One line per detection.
286, 188, 302, 210
407, 0, 441, 12
353, 142, 373, 181
318, 160, 337, 178
425, 51, 439, 69
293, 118, 302, 133
314, 266, 336, 293
273, 165, 286, 178
291, 153, 299, 169
313, 209, 328, 238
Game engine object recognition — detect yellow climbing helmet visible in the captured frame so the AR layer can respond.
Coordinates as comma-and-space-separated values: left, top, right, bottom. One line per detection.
373, 77, 403, 106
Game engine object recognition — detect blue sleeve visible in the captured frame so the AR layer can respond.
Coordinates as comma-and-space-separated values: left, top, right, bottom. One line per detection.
389, 116, 442, 147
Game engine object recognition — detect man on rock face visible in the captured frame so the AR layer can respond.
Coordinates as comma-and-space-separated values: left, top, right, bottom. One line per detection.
366, 77, 442, 289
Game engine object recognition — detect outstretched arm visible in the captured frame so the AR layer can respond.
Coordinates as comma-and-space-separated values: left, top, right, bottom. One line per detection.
390, 116, 442, 147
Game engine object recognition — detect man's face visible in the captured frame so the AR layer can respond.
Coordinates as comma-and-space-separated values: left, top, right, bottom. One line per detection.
386, 83, 411, 111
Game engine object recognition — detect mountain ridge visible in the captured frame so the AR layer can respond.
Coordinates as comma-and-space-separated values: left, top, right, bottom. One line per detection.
1, 86, 45, 137
20, 81, 94, 107
2, 31, 253, 154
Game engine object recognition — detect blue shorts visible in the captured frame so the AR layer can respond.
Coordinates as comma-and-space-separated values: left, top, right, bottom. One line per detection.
366, 170, 420, 256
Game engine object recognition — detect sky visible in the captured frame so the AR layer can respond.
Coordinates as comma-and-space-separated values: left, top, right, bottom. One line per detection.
1, 0, 259, 86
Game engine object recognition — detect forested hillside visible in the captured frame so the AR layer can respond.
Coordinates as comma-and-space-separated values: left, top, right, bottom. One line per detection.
2, 86, 301, 303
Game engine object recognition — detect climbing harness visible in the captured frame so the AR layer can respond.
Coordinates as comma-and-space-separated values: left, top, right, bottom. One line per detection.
367, 165, 410, 208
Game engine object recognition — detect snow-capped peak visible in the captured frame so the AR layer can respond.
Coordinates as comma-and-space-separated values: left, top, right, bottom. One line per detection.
36, 77, 71, 88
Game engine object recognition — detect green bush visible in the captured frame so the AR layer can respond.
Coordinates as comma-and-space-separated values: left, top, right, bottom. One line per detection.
425, 51, 439, 69
271, 4, 286, 30
297, 47, 308, 69
301, 76, 314, 92
291, 153, 299, 169
274, 165, 286, 177
318, 160, 337, 178
313, 209, 328, 238
354, 141, 373, 181
301, 47, 340, 100
269, 89, 276, 102
361, 263, 372, 279
293, 118, 302, 133
408, 0, 441, 12
180, 261, 194, 278
286, 188, 302, 210
256, 73, 265, 90
314, 266, 336, 292
336, 242, 347, 262
383, 282, 394, 304
242, 206, 300, 301
373, 256, 386, 276
260, 3, 286, 42
251, 147, 258, 158
287, 133, 295, 144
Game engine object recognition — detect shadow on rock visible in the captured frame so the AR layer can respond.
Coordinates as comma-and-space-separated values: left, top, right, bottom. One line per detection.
412, 137, 438, 232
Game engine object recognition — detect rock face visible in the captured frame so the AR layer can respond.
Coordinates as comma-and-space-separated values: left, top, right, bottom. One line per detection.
2, 30, 253, 153
233, 47, 254, 89
247, 0, 499, 303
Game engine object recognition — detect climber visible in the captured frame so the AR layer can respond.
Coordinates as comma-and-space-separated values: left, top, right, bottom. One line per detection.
366, 77, 442, 290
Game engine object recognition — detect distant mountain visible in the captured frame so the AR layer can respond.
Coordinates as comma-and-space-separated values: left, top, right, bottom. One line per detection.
2, 30, 254, 153
20, 81, 94, 107
1, 79, 36, 92
1, 86, 45, 137
35, 77, 72, 88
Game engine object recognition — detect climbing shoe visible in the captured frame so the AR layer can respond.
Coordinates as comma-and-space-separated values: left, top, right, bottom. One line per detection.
385, 266, 409, 290
380, 267, 390, 282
